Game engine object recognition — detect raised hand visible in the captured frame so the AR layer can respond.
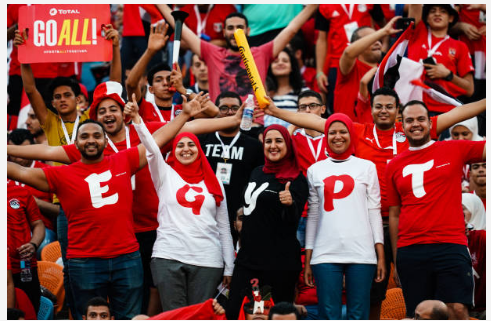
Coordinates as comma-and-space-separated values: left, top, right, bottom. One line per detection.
170, 63, 186, 94
103, 24, 120, 47
182, 92, 210, 118
13, 29, 28, 47
279, 181, 293, 206
147, 22, 170, 53
382, 16, 403, 36
124, 93, 141, 124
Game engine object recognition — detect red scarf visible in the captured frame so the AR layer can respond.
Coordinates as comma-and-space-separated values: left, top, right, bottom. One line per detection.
262, 124, 301, 184
324, 113, 356, 160
167, 132, 224, 207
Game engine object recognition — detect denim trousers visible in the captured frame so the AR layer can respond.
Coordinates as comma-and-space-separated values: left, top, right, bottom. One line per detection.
68, 250, 143, 320
312, 263, 376, 320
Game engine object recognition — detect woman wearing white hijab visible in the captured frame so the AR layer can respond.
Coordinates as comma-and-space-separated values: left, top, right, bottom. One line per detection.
462, 193, 486, 230
449, 117, 484, 141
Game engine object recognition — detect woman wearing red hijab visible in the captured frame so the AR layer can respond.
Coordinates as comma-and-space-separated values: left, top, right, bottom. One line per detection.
303, 113, 385, 320
226, 124, 309, 320
132, 102, 235, 313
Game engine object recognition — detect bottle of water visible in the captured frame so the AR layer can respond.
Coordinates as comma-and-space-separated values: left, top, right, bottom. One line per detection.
240, 95, 255, 131
20, 259, 32, 282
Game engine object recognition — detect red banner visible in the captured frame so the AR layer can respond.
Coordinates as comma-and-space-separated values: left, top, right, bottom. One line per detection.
18, 4, 112, 63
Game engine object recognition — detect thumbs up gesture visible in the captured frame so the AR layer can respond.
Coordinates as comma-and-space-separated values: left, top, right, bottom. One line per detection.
124, 93, 141, 124
279, 181, 293, 206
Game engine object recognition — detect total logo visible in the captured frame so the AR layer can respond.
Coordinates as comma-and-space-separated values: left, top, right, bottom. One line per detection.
49, 8, 81, 16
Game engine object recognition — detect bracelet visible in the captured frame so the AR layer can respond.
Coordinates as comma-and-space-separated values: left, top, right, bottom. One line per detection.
444, 70, 454, 82
30, 242, 38, 251
316, 71, 325, 79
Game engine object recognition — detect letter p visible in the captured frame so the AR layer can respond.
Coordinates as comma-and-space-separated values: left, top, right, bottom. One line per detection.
323, 175, 355, 212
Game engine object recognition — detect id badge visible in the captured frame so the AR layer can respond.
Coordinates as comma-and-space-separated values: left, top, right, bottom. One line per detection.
216, 162, 232, 185
344, 21, 359, 44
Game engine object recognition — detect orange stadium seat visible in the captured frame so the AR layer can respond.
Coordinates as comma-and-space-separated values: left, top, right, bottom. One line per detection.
37, 261, 65, 315
381, 288, 406, 320
40, 241, 61, 263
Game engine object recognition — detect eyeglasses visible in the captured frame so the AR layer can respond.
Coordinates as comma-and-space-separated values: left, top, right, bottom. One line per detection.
219, 105, 240, 114
298, 103, 323, 111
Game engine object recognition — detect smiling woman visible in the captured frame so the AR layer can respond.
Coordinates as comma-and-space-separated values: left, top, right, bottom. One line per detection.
304, 113, 385, 320
226, 124, 308, 319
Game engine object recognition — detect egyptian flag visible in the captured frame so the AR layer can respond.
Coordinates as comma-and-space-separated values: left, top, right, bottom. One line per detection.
147, 299, 226, 320
8, 90, 30, 131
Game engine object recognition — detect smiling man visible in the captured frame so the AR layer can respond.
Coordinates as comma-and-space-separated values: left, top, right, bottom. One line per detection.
386, 100, 486, 319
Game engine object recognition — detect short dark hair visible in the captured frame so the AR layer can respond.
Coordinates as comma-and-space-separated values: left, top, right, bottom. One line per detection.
147, 63, 172, 86
215, 91, 242, 106
351, 26, 372, 43
84, 297, 111, 317
401, 100, 430, 121
268, 302, 299, 320
289, 31, 305, 57
48, 77, 81, 99
76, 119, 106, 139
431, 306, 449, 320
298, 90, 323, 105
8, 128, 35, 145
225, 12, 248, 28
371, 87, 400, 109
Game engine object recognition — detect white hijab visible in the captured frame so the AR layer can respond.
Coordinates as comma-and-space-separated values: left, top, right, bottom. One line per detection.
449, 117, 483, 141
462, 192, 486, 230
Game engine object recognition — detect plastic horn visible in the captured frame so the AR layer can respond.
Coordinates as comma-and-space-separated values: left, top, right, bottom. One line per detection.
234, 28, 269, 109
169, 10, 189, 92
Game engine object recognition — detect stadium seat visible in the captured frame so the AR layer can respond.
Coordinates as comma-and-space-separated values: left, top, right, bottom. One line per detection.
41, 241, 61, 263
37, 261, 65, 314
38, 295, 54, 320
381, 288, 406, 320
37, 229, 57, 259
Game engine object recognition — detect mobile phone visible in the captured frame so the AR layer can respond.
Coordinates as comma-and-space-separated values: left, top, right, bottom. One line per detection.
395, 17, 415, 31
423, 56, 436, 68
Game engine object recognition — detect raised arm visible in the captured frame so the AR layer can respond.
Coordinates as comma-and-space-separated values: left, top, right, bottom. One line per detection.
104, 24, 122, 82
156, 4, 202, 57
263, 96, 326, 132
273, 4, 319, 58
7, 144, 71, 164
315, 30, 328, 93
181, 105, 242, 135
339, 16, 401, 76
126, 22, 169, 103
15, 29, 49, 125
408, 4, 423, 26
436, 99, 486, 135
8, 162, 50, 192
170, 64, 219, 118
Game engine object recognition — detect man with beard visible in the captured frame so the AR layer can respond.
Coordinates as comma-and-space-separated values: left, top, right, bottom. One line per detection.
6, 95, 208, 319
198, 91, 264, 245
156, 4, 319, 103
6, 80, 244, 316
386, 100, 486, 319
25, 107, 47, 145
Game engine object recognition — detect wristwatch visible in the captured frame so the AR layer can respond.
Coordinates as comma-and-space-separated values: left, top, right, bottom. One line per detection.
444, 71, 454, 82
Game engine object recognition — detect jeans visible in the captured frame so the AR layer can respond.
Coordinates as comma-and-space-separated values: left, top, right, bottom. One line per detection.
296, 216, 307, 249
68, 251, 143, 320
312, 263, 376, 320
57, 207, 75, 316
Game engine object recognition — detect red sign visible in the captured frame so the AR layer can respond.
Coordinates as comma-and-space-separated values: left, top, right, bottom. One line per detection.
18, 4, 112, 63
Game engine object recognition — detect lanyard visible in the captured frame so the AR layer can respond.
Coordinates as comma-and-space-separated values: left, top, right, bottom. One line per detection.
427, 27, 449, 57
61, 115, 80, 145
215, 131, 240, 161
302, 129, 324, 161
340, 4, 355, 20
372, 126, 397, 156
194, 4, 214, 36
106, 126, 130, 154
153, 104, 175, 122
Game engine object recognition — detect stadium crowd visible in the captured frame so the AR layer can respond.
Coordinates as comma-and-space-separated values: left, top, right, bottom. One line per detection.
7, 4, 486, 320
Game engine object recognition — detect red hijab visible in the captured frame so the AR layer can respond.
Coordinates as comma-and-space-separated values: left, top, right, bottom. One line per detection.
262, 124, 301, 184
324, 113, 356, 160
166, 132, 224, 207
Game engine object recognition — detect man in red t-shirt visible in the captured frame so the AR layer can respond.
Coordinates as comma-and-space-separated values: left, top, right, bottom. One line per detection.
6, 97, 203, 319
126, 23, 218, 122
407, 5, 475, 113
334, 16, 401, 121
386, 100, 486, 319
157, 4, 319, 103
7, 183, 45, 313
